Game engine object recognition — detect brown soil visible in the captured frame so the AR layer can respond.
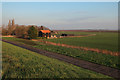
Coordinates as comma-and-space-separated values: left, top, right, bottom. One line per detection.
3, 34, 119, 56
37, 40, 119, 56
31, 33, 119, 56
2, 35, 14, 37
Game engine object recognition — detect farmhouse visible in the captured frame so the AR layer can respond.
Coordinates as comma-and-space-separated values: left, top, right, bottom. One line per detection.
38, 30, 51, 37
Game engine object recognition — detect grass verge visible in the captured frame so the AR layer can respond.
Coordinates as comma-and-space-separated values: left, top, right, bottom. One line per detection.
2, 37, 120, 69
2, 41, 111, 78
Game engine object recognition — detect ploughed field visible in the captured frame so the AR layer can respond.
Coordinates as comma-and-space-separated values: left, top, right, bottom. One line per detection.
2, 41, 111, 78
2, 31, 120, 69
47, 31, 118, 52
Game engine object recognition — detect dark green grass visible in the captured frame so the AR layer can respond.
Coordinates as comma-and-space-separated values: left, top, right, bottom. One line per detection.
2, 37, 120, 69
2, 37, 37, 46
46, 32, 118, 52
33, 43, 120, 69
2, 41, 111, 78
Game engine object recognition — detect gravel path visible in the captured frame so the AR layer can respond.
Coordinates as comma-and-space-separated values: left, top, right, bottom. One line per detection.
2, 39, 120, 79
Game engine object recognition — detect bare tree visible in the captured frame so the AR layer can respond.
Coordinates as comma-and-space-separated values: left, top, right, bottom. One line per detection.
15, 25, 29, 38
2, 25, 8, 35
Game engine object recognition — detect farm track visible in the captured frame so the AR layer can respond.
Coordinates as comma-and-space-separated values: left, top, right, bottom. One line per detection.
33, 33, 119, 56
1, 39, 120, 79
34, 40, 119, 56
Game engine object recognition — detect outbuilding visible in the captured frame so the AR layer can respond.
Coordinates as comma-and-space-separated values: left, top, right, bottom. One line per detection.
61, 34, 67, 36
38, 30, 51, 37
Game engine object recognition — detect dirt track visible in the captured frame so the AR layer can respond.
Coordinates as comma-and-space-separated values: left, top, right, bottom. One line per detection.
32, 33, 119, 56
2, 39, 120, 79
34, 40, 119, 56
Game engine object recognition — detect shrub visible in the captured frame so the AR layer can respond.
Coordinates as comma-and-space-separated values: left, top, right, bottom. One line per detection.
28, 26, 38, 39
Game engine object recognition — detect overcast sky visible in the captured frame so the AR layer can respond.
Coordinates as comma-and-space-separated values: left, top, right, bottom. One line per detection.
2, 2, 118, 30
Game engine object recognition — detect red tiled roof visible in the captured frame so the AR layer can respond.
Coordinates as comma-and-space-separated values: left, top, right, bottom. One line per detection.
40, 30, 51, 33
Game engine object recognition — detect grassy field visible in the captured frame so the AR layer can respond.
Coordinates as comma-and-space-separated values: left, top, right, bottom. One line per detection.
2, 37, 120, 69
47, 31, 118, 52
2, 41, 112, 78
57, 31, 96, 36
54, 31, 93, 36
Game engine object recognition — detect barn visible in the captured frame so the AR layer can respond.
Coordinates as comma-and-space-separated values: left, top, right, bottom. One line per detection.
38, 30, 51, 37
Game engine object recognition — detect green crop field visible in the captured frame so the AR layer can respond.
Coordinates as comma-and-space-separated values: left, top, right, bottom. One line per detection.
2, 37, 120, 69
2, 41, 111, 78
33, 43, 120, 69
54, 31, 93, 36
46, 31, 118, 52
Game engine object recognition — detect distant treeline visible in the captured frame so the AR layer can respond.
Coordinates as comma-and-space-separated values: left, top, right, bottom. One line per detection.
2, 19, 50, 39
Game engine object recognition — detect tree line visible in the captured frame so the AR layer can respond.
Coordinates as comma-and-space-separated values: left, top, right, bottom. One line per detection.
2, 19, 46, 39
